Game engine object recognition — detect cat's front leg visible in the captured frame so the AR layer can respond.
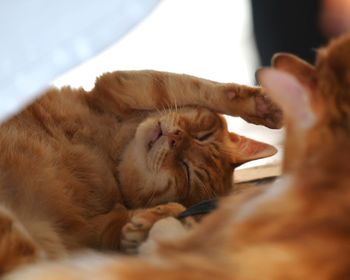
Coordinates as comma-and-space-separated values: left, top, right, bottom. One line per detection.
89, 70, 282, 129
120, 202, 191, 254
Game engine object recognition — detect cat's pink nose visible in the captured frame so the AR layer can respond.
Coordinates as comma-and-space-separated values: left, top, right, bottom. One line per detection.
164, 130, 183, 148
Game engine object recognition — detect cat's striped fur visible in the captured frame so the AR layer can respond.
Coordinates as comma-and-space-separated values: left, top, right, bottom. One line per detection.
0, 70, 280, 275
8, 33, 350, 280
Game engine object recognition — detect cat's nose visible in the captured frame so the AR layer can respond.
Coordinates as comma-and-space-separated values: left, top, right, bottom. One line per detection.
164, 130, 183, 148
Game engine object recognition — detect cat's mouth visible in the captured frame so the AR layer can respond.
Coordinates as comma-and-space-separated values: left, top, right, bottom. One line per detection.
147, 121, 163, 150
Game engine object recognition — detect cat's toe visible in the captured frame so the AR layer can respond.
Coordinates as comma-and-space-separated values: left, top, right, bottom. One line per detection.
225, 88, 283, 129
240, 93, 283, 129
120, 222, 148, 254
254, 94, 283, 129
120, 203, 186, 254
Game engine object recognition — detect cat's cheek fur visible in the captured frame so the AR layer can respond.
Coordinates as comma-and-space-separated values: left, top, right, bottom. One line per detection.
132, 116, 170, 171
118, 145, 178, 208
131, 121, 154, 165
146, 138, 169, 171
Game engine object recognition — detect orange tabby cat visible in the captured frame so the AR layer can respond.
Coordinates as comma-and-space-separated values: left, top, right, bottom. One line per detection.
11, 33, 350, 280
0, 70, 280, 275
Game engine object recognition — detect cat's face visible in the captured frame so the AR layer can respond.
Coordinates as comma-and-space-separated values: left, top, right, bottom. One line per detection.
118, 107, 276, 208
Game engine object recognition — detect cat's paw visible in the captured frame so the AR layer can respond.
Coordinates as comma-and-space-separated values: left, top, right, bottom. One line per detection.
227, 89, 283, 129
252, 93, 283, 129
139, 216, 194, 255
120, 202, 186, 254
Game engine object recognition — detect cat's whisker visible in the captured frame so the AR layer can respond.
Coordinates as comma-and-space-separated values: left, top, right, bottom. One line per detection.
0, 65, 283, 277
195, 177, 208, 198
160, 104, 166, 114
151, 149, 167, 173
157, 151, 167, 172
198, 167, 218, 197
203, 183, 213, 198
168, 113, 173, 125
145, 188, 156, 207
197, 176, 216, 199
166, 104, 173, 118
154, 106, 162, 115
168, 86, 177, 112
169, 111, 177, 129
210, 184, 218, 197
171, 92, 179, 114
164, 101, 171, 112
163, 109, 172, 132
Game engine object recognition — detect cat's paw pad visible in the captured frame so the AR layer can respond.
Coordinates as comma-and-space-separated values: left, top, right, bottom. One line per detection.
238, 93, 282, 129
226, 88, 283, 129
253, 94, 283, 129
120, 202, 186, 254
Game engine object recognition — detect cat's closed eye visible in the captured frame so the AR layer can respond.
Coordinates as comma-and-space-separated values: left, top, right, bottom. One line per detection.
194, 131, 215, 141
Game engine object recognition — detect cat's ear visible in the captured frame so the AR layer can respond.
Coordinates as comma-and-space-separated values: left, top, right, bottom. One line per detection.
228, 133, 277, 165
271, 53, 315, 74
271, 53, 317, 92
257, 68, 315, 130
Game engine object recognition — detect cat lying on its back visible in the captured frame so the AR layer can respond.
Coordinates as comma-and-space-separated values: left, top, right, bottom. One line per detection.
10, 33, 350, 280
0, 70, 281, 274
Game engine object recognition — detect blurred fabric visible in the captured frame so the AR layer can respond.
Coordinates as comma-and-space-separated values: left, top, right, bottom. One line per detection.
0, 0, 159, 120
251, 0, 327, 66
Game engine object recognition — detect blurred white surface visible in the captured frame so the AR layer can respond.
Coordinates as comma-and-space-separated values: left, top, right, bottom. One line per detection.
53, 0, 283, 167
0, 0, 283, 168
54, 0, 257, 88
0, 0, 159, 120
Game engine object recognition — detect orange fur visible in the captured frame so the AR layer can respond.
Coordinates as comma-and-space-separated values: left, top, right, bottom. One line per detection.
9, 33, 350, 280
0, 70, 279, 275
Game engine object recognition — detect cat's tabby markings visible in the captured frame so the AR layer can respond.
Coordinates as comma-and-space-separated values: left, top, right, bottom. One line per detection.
0, 70, 280, 275
8, 33, 350, 280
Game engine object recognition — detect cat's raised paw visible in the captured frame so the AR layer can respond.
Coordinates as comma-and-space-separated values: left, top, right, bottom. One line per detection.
226, 88, 283, 129
120, 202, 186, 254
252, 93, 283, 129
242, 92, 283, 129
